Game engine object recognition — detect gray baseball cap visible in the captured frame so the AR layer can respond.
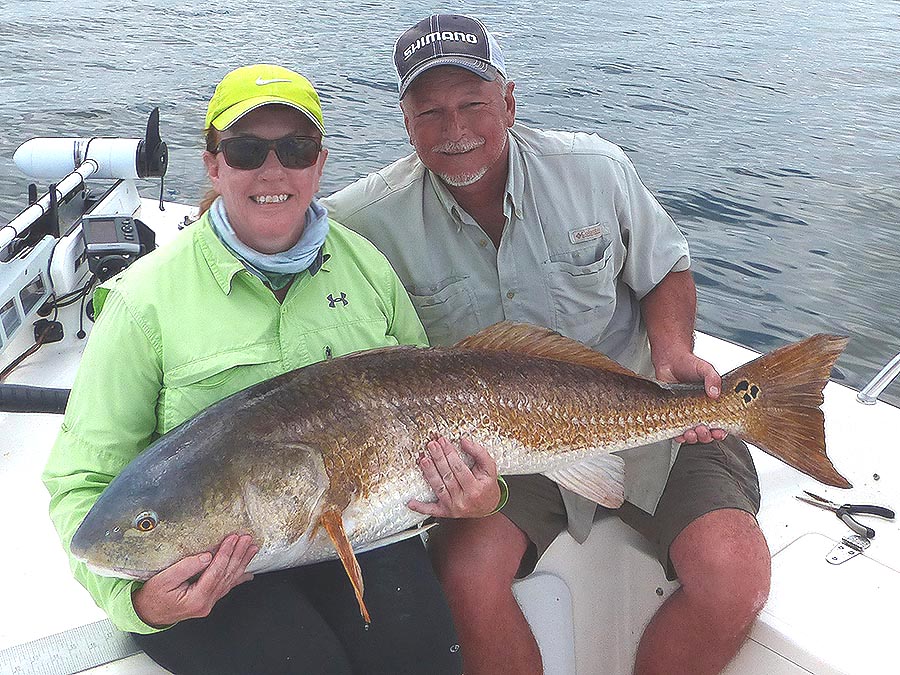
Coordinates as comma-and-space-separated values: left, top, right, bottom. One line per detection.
394, 14, 507, 98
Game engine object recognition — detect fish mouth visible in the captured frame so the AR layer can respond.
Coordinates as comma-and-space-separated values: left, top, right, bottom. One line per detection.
82, 560, 156, 581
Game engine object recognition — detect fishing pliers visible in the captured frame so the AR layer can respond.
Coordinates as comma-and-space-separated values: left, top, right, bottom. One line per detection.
795, 491, 895, 539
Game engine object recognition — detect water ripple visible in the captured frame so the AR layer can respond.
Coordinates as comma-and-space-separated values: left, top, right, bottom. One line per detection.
0, 0, 897, 402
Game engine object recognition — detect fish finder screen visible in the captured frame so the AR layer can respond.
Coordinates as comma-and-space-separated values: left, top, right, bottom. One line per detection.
88, 218, 119, 243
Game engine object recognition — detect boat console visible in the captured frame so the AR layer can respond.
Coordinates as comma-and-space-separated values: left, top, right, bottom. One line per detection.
0, 110, 167, 354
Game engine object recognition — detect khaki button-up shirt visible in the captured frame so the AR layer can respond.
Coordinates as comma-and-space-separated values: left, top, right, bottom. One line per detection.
323, 125, 691, 538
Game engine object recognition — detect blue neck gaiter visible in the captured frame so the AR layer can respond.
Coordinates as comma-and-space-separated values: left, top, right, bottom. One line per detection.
209, 196, 330, 289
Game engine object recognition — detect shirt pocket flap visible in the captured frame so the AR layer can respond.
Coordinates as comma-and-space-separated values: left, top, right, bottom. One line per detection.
165, 343, 281, 389
547, 238, 612, 273
406, 277, 480, 346
407, 277, 470, 307
545, 243, 613, 287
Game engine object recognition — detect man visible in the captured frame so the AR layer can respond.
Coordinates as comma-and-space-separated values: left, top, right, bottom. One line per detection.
322, 14, 770, 675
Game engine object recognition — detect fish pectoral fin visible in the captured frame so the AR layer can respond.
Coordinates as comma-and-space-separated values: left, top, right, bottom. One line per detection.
353, 522, 437, 555
544, 454, 625, 508
320, 509, 371, 624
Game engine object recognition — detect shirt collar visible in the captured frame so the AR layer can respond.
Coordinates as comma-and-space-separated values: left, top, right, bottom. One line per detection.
195, 213, 329, 296
425, 129, 524, 230
427, 172, 466, 231
196, 213, 245, 295
506, 129, 525, 220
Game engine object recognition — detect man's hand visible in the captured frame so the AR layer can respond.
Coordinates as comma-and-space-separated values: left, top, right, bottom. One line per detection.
132, 533, 258, 628
408, 436, 501, 519
655, 352, 728, 445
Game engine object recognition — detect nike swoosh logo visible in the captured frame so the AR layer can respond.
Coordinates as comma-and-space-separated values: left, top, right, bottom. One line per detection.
255, 77, 292, 86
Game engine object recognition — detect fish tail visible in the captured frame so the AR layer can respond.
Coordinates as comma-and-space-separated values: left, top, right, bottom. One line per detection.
722, 334, 852, 488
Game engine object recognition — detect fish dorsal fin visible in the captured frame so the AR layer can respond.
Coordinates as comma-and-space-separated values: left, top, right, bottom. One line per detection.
454, 321, 642, 378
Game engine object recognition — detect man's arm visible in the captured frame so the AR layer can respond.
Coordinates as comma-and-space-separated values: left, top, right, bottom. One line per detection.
640, 269, 726, 444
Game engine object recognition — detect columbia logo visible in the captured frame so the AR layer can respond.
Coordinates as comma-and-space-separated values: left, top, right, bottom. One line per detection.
327, 292, 348, 307
569, 224, 606, 244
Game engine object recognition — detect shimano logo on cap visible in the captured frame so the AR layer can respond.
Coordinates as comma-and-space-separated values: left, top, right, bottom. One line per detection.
403, 31, 479, 60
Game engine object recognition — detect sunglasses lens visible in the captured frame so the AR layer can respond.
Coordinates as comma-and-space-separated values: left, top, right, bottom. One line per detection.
274, 138, 321, 169
219, 138, 268, 170
217, 137, 320, 170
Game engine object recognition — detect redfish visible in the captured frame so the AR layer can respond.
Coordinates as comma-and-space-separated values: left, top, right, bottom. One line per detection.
71, 322, 849, 621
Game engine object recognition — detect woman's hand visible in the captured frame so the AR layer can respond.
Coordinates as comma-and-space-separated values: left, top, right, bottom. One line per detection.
408, 436, 501, 519
132, 533, 258, 628
655, 352, 728, 444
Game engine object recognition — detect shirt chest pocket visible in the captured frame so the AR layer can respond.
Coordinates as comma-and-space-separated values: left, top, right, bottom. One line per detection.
159, 343, 281, 433
543, 243, 616, 342
407, 277, 481, 347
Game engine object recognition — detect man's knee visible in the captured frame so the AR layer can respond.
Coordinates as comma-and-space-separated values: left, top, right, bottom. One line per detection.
670, 509, 771, 621
429, 514, 531, 593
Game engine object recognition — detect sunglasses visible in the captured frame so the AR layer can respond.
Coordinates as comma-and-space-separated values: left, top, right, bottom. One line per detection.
214, 135, 322, 170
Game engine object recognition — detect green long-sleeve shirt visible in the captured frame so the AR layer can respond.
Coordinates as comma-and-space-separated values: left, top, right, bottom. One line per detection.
42, 213, 427, 633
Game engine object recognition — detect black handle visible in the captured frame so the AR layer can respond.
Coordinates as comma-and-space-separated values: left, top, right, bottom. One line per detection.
0, 384, 70, 414
843, 504, 896, 520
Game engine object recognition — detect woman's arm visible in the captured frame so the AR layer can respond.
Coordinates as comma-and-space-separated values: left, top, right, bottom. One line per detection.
42, 289, 166, 633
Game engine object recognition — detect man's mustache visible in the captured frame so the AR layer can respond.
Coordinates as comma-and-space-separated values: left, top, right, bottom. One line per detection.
432, 138, 485, 154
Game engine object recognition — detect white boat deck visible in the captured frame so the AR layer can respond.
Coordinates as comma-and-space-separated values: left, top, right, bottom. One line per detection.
1, 202, 898, 674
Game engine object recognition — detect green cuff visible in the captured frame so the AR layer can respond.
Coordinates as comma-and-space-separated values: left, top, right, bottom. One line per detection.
489, 476, 509, 515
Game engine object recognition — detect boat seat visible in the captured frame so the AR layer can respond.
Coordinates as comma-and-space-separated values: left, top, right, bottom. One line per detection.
513, 512, 679, 675
511, 572, 577, 675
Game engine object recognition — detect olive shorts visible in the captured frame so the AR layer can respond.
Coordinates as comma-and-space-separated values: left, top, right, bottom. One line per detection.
503, 436, 761, 581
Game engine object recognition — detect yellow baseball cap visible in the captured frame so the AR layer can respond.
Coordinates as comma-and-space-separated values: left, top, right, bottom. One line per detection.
205, 64, 325, 134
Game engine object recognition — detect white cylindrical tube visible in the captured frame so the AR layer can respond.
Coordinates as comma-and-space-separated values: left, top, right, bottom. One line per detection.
0, 160, 98, 250
14, 137, 142, 180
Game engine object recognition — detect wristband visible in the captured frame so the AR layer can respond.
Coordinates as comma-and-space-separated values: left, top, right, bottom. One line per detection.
489, 476, 509, 515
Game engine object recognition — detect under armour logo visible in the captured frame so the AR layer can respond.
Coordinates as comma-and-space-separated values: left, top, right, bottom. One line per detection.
327, 292, 348, 308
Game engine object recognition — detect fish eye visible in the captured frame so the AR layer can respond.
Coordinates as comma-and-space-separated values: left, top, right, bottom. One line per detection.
133, 511, 158, 532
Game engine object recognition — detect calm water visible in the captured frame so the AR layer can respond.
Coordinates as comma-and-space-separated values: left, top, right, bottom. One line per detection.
1, 0, 898, 401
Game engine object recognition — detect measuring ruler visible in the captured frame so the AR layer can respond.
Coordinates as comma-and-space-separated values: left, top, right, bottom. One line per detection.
0, 620, 141, 674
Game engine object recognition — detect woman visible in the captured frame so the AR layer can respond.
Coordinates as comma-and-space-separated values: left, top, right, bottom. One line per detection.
42, 64, 486, 674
